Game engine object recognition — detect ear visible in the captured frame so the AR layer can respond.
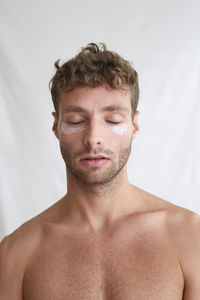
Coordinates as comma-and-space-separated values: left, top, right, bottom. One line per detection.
52, 112, 60, 140
132, 111, 140, 139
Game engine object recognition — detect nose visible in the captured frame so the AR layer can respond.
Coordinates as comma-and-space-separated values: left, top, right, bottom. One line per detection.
83, 121, 104, 148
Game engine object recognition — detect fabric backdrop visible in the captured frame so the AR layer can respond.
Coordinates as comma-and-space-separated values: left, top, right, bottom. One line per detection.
0, 0, 200, 240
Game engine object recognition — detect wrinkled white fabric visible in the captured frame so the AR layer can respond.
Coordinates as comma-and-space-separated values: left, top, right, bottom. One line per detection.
0, 0, 199, 239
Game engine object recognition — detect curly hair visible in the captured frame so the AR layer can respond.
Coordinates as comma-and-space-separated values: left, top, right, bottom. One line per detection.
49, 42, 139, 120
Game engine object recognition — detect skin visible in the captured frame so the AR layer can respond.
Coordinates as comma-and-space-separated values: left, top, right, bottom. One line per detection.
0, 84, 200, 300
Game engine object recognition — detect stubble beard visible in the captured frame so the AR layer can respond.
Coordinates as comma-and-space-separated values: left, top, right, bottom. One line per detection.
59, 140, 132, 188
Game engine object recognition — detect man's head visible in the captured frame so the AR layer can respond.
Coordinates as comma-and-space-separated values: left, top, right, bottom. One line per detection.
50, 43, 140, 188
49, 42, 139, 121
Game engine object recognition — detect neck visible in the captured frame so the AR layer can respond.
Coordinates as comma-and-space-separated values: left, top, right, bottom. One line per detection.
63, 167, 138, 233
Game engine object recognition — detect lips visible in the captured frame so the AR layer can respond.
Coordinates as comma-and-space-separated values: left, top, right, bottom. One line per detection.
80, 155, 109, 160
80, 155, 109, 167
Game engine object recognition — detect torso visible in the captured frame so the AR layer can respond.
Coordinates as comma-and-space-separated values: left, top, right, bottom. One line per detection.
22, 208, 184, 300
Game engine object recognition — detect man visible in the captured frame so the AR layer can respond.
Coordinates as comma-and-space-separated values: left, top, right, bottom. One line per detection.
0, 43, 199, 300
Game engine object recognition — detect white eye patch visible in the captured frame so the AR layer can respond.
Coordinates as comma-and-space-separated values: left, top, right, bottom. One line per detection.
60, 122, 128, 135
105, 123, 128, 135
61, 122, 86, 134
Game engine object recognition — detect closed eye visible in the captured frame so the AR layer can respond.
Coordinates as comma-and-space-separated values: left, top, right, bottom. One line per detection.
68, 121, 85, 125
67, 120, 121, 125
106, 121, 121, 124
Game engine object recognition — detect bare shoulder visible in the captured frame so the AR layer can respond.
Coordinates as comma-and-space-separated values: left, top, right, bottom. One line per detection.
0, 220, 43, 299
143, 187, 200, 236
0, 218, 44, 269
0, 197, 65, 271
166, 205, 200, 269
162, 201, 200, 252
164, 206, 200, 299
138, 187, 200, 299
135, 185, 200, 252
0, 197, 62, 253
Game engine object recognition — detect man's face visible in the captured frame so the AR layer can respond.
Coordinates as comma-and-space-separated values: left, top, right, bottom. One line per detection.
52, 85, 139, 187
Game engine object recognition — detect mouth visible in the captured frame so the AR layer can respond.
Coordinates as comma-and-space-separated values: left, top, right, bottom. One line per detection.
80, 156, 110, 167
80, 155, 109, 160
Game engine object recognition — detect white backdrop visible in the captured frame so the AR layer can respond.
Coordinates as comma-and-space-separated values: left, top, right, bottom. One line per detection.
0, 0, 200, 240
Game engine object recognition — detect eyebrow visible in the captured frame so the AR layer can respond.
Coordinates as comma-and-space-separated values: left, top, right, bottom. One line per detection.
63, 106, 85, 113
62, 105, 129, 114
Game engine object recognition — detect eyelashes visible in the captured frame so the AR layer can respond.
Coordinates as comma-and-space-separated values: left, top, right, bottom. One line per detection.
68, 121, 84, 125
67, 121, 121, 125
106, 121, 121, 124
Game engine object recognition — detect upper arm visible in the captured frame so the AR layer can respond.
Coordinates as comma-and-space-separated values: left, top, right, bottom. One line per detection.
0, 235, 24, 300
178, 213, 200, 299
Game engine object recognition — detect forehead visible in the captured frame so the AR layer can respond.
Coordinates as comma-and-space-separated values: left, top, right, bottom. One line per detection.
59, 85, 131, 113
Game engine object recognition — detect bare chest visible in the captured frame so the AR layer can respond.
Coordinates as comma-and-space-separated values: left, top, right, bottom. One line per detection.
23, 226, 184, 300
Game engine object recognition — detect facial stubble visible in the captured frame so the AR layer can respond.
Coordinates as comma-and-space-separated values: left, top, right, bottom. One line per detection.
59, 139, 132, 188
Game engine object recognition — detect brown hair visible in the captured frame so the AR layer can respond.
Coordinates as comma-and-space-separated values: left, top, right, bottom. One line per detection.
49, 42, 139, 119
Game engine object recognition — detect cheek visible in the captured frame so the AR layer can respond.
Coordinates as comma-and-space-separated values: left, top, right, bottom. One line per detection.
60, 122, 85, 135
